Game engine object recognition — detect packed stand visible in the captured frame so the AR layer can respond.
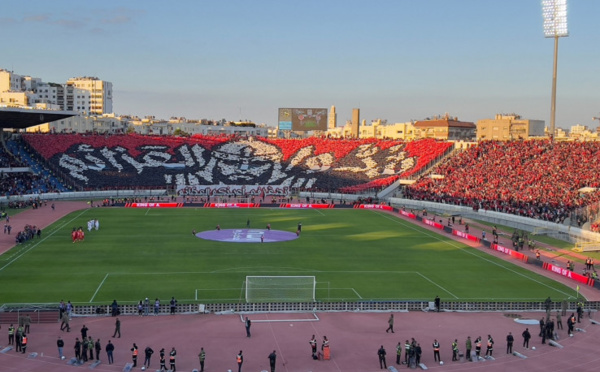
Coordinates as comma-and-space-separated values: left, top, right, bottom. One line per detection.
406, 140, 600, 223
22, 134, 451, 194
0, 172, 60, 196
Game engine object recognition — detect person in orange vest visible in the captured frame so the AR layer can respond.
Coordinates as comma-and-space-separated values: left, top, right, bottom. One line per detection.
237, 350, 243, 372
169, 347, 177, 372
21, 333, 28, 354
475, 336, 482, 359
131, 343, 138, 367
535, 250, 541, 260
322, 336, 330, 360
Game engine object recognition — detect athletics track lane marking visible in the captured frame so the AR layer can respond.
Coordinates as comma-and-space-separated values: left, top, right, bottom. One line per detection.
372, 210, 574, 298
0, 209, 90, 273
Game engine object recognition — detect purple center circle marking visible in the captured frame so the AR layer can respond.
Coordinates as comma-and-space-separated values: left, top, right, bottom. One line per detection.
196, 229, 299, 243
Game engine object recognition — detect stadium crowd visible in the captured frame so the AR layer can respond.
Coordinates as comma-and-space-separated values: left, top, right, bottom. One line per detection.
406, 140, 600, 223
12, 134, 600, 231
21, 134, 450, 193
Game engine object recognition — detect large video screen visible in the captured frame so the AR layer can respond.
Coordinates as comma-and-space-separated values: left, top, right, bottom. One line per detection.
278, 108, 327, 131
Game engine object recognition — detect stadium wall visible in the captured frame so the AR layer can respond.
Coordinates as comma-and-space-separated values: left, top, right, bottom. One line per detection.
2, 301, 598, 322
388, 197, 600, 244
0, 189, 167, 204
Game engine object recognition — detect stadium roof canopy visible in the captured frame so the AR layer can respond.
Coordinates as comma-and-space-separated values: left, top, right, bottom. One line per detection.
0, 106, 77, 129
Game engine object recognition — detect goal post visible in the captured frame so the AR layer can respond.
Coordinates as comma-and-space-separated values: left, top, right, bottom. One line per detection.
245, 276, 316, 303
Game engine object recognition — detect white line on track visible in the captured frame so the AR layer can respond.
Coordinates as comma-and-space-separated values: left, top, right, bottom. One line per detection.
267, 317, 290, 372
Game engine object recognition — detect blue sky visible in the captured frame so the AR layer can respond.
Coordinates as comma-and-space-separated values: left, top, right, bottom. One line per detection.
2, 0, 599, 129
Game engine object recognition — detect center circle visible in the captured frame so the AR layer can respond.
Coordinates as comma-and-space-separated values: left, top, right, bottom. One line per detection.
196, 229, 299, 243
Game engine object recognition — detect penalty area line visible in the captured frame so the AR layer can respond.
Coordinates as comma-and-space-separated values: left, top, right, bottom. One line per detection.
90, 273, 109, 303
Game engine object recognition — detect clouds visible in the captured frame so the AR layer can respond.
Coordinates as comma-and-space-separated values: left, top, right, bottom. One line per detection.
9, 6, 142, 32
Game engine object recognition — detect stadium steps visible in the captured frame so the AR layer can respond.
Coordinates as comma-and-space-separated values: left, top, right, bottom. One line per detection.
5, 138, 70, 192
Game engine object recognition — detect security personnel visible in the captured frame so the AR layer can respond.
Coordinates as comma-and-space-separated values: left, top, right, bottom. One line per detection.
21, 333, 28, 354
506, 332, 514, 354
452, 339, 458, 361
465, 336, 472, 361
309, 335, 317, 358
131, 343, 138, 367
404, 340, 411, 364
8, 324, 15, 345
378, 345, 387, 369
475, 336, 482, 358
74, 338, 82, 362
159, 350, 166, 371
198, 347, 206, 372
15, 326, 23, 352
237, 350, 244, 372
432, 339, 440, 362
396, 342, 402, 365
169, 347, 177, 372
485, 335, 494, 357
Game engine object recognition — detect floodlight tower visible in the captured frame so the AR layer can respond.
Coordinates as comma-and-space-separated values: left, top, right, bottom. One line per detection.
542, 0, 568, 139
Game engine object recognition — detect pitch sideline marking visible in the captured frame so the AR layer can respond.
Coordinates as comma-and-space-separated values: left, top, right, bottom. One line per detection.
373, 211, 574, 298
89, 273, 110, 303
416, 272, 459, 299
0, 209, 90, 273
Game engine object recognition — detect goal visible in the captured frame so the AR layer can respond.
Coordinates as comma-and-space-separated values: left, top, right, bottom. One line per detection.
245, 276, 316, 303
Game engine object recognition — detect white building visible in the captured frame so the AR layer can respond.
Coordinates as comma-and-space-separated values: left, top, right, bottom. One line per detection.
27, 113, 129, 134
0, 68, 24, 92
66, 77, 113, 115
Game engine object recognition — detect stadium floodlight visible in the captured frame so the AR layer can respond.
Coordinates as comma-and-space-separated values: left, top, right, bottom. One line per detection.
542, 0, 568, 38
541, 0, 568, 138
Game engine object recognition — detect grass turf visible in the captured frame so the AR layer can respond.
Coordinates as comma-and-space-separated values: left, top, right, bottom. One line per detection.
0, 207, 578, 306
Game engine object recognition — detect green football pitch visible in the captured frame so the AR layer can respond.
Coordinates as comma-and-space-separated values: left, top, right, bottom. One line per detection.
0, 207, 577, 306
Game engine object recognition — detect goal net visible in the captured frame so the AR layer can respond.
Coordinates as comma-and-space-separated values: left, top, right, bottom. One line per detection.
245, 276, 316, 303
